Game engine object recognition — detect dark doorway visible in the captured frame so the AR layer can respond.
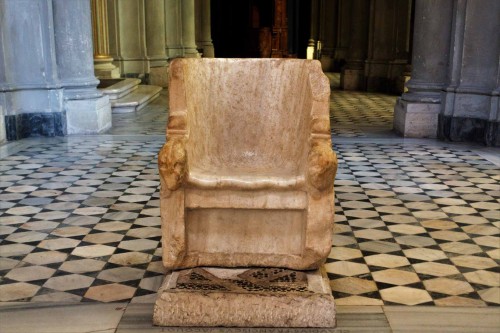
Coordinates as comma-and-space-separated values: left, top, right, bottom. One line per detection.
211, 0, 310, 58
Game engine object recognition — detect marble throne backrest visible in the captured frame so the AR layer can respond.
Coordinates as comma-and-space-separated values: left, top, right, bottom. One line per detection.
182, 58, 312, 176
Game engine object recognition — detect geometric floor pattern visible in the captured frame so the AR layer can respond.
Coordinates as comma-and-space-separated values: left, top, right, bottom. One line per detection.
329, 142, 499, 306
330, 91, 397, 138
0, 138, 166, 303
1, 84, 499, 306
327, 72, 398, 138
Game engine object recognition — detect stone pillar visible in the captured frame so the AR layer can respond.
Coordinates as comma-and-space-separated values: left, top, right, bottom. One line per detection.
145, 0, 168, 86
181, 0, 199, 57
388, 0, 412, 94
307, 0, 319, 59
195, 0, 214, 57
0, 0, 111, 140
286, 0, 301, 57
440, 0, 500, 145
108, 0, 148, 76
393, 0, 453, 138
333, 0, 351, 71
340, 0, 369, 90
0, 0, 64, 140
365, 0, 396, 92
489, 77, 500, 146
0, 18, 6, 143
165, 0, 183, 58
91, 0, 120, 78
319, 0, 337, 71
165, 0, 200, 59
53, 0, 112, 134
0, 104, 5, 144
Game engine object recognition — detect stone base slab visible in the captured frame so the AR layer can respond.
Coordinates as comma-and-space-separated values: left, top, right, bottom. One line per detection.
0, 104, 6, 143
149, 66, 169, 88
65, 95, 111, 134
153, 266, 336, 328
393, 98, 440, 138
111, 85, 162, 113
341, 68, 365, 91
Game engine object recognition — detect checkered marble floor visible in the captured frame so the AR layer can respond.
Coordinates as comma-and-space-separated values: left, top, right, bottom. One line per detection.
327, 72, 398, 138
0, 87, 499, 307
329, 141, 499, 306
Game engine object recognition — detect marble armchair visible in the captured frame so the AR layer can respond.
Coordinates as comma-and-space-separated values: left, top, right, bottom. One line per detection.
158, 58, 337, 270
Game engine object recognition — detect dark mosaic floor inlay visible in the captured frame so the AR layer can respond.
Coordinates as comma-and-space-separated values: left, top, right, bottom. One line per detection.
174, 268, 311, 294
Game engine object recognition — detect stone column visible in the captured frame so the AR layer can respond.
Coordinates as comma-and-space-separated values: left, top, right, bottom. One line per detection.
333, 0, 351, 71
165, 0, 183, 58
489, 75, 500, 146
145, 0, 168, 86
319, 0, 337, 71
91, 0, 119, 78
195, 0, 214, 57
107, 0, 148, 76
440, 0, 500, 145
0, 15, 6, 143
393, 0, 453, 138
0, 0, 64, 140
53, 0, 111, 134
340, 0, 369, 90
388, 0, 412, 94
307, 0, 319, 59
181, 0, 199, 57
365, 0, 397, 92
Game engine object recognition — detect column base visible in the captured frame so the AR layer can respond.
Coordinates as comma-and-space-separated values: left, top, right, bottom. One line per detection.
393, 98, 440, 138
95, 67, 120, 79
320, 56, 334, 72
341, 68, 365, 91
365, 60, 391, 92
65, 95, 111, 134
0, 104, 6, 143
94, 58, 121, 79
5, 112, 67, 141
199, 43, 215, 58
153, 266, 336, 328
149, 66, 169, 88
183, 50, 201, 58
438, 115, 500, 146
398, 75, 411, 93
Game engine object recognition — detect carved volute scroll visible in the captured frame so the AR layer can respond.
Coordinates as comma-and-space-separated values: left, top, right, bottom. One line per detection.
158, 137, 187, 191
307, 139, 337, 192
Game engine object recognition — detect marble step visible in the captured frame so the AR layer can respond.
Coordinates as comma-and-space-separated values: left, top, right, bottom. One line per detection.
99, 78, 141, 100
111, 85, 162, 113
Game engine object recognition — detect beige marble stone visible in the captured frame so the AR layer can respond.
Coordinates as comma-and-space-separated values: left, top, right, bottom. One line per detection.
153, 267, 336, 327
331, 277, 378, 295
158, 59, 336, 270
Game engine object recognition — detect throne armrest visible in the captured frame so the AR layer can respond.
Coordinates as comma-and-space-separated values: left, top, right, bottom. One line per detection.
307, 64, 337, 192
158, 137, 187, 191
158, 59, 190, 192
307, 139, 337, 192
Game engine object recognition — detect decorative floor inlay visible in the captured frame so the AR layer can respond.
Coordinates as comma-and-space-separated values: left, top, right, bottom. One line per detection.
1, 87, 499, 307
173, 267, 311, 294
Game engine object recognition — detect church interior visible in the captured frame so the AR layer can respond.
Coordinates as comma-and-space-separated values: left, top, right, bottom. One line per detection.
0, 0, 499, 332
